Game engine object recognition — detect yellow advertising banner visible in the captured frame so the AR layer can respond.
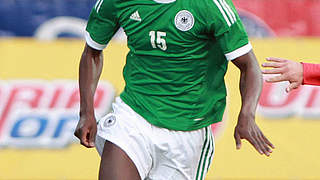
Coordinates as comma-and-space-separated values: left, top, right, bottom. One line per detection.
0, 38, 320, 179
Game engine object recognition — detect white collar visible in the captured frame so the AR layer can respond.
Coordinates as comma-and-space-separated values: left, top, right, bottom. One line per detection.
153, 0, 176, 4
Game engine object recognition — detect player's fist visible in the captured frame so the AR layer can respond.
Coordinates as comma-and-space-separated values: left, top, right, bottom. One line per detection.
74, 115, 97, 148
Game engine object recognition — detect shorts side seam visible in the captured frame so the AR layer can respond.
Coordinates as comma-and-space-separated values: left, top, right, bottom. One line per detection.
200, 127, 214, 180
195, 127, 208, 180
206, 129, 215, 172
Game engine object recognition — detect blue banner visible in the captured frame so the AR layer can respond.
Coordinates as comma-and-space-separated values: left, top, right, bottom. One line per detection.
0, 0, 273, 38
0, 0, 94, 37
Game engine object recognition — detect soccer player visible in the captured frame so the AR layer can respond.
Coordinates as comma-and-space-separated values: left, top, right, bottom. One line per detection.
262, 57, 320, 92
74, 0, 274, 179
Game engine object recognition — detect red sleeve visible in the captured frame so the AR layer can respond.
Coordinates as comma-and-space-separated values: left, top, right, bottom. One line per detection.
301, 62, 320, 86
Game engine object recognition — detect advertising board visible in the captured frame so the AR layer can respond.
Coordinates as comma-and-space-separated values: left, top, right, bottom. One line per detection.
0, 80, 114, 148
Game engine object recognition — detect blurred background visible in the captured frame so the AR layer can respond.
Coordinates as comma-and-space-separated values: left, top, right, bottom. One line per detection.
1, 0, 320, 179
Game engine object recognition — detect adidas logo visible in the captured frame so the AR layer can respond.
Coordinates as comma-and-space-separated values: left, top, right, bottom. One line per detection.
130, 10, 141, 22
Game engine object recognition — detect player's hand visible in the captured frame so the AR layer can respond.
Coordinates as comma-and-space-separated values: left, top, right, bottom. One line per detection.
262, 57, 303, 93
234, 114, 275, 156
74, 115, 97, 148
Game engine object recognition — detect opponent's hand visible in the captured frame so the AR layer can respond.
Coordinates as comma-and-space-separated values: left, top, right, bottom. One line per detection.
234, 114, 275, 156
262, 57, 303, 93
74, 115, 97, 148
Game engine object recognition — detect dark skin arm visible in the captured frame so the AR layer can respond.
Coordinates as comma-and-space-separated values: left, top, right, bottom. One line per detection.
232, 50, 275, 156
74, 44, 103, 148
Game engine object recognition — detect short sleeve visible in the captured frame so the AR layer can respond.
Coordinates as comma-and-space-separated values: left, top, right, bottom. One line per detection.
85, 0, 120, 50
206, 0, 252, 60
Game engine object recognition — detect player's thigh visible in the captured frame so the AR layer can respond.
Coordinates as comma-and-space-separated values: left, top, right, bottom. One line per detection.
95, 97, 153, 180
99, 140, 141, 180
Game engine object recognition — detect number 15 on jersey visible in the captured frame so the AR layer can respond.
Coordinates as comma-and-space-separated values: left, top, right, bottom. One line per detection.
149, 31, 167, 51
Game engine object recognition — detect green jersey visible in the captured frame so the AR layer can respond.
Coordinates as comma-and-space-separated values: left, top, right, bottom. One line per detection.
86, 0, 251, 131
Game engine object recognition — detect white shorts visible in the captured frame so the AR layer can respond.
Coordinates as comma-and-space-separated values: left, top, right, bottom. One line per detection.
95, 97, 215, 180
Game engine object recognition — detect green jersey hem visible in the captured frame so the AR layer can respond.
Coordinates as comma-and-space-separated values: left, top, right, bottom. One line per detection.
120, 93, 224, 131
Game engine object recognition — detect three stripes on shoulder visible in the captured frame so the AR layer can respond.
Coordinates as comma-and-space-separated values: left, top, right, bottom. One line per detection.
213, 0, 237, 27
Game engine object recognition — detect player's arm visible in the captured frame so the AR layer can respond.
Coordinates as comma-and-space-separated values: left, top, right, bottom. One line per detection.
74, 44, 103, 148
232, 51, 274, 156
74, 0, 119, 148
206, 0, 274, 156
262, 57, 320, 92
